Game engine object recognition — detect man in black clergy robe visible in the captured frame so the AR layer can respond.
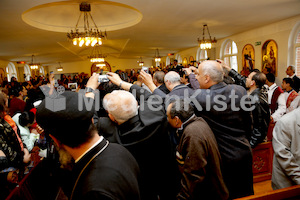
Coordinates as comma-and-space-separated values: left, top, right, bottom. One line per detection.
98, 72, 178, 200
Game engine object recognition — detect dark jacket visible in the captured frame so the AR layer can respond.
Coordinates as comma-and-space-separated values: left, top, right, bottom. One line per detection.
176, 115, 229, 200
98, 85, 177, 200
153, 84, 194, 105
0, 119, 24, 169
228, 69, 247, 88
248, 88, 271, 148
188, 79, 254, 199
158, 83, 170, 94
227, 69, 271, 148
292, 75, 300, 93
71, 139, 140, 200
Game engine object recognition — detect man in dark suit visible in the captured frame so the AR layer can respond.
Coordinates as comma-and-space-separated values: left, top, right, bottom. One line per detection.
286, 65, 300, 92
36, 74, 140, 200
188, 60, 254, 199
98, 72, 177, 200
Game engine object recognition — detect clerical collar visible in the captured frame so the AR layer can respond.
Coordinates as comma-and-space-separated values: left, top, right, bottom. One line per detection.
75, 136, 104, 163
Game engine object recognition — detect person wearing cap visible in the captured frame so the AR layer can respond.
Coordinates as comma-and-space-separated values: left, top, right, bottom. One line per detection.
36, 73, 140, 200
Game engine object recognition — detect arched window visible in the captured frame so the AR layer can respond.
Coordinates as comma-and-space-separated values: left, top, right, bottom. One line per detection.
296, 32, 300, 76
39, 66, 45, 76
221, 40, 238, 71
176, 54, 182, 64
24, 64, 31, 81
6, 62, 17, 82
288, 21, 300, 76
196, 48, 208, 62
166, 56, 170, 66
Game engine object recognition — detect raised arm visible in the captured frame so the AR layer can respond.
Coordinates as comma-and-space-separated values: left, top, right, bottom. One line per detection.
183, 67, 200, 89
217, 59, 246, 89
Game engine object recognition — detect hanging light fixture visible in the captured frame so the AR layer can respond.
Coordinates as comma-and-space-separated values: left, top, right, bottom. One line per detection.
57, 62, 63, 72
29, 55, 40, 70
154, 48, 161, 62
88, 44, 107, 67
67, 2, 107, 47
138, 57, 144, 66
197, 24, 217, 50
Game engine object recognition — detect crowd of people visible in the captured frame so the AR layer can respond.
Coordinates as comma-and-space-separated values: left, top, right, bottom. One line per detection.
0, 59, 300, 200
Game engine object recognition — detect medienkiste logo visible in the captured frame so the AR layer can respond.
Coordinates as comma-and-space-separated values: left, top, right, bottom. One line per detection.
40, 82, 66, 112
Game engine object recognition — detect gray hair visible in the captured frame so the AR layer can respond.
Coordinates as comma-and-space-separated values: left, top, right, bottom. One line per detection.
201, 61, 224, 83
103, 90, 138, 123
153, 71, 165, 84
164, 71, 181, 84
289, 65, 296, 73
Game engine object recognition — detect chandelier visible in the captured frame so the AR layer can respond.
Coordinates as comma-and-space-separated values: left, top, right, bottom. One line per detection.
138, 57, 144, 66
29, 55, 39, 70
57, 62, 63, 72
67, 2, 107, 47
154, 49, 161, 62
89, 44, 106, 67
197, 24, 217, 50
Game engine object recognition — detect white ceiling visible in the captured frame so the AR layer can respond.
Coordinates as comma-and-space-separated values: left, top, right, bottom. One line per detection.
1, 0, 300, 66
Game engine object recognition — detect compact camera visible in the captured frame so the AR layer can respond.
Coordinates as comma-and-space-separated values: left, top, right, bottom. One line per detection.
98, 74, 110, 83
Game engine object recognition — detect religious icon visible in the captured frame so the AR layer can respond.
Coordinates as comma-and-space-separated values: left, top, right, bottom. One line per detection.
241, 44, 255, 77
262, 40, 278, 76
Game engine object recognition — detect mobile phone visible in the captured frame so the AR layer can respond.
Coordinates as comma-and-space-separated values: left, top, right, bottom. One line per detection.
142, 67, 149, 73
98, 74, 109, 83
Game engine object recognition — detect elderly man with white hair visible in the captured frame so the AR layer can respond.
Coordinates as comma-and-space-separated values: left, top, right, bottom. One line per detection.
97, 72, 177, 200
140, 60, 254, 199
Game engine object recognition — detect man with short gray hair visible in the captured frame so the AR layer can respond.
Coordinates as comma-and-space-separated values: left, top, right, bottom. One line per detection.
190, 60, 254, 199
286, 65, 300, 92
103, 90, 138, 124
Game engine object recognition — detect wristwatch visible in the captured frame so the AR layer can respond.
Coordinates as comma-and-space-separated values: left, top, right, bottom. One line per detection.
85, 87, 95, 94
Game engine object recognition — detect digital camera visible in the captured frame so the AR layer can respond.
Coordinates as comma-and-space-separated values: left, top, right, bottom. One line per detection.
98, 75, 109, 83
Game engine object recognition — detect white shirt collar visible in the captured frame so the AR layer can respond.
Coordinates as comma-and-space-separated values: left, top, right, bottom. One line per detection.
75, 136, 104, 163
269, 83, 277, 91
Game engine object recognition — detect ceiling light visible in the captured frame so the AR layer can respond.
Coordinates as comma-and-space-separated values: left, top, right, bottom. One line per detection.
57, 62, 63, 71
88, 44, 107, 65
138, 57, 144, 66
154, 49, 161, 62
197, 24, 217, 50
67, 2, 107, 47
29, 55, 40, 70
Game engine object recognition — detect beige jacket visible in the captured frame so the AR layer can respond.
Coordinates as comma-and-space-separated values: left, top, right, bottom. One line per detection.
272, 107, 300, 190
